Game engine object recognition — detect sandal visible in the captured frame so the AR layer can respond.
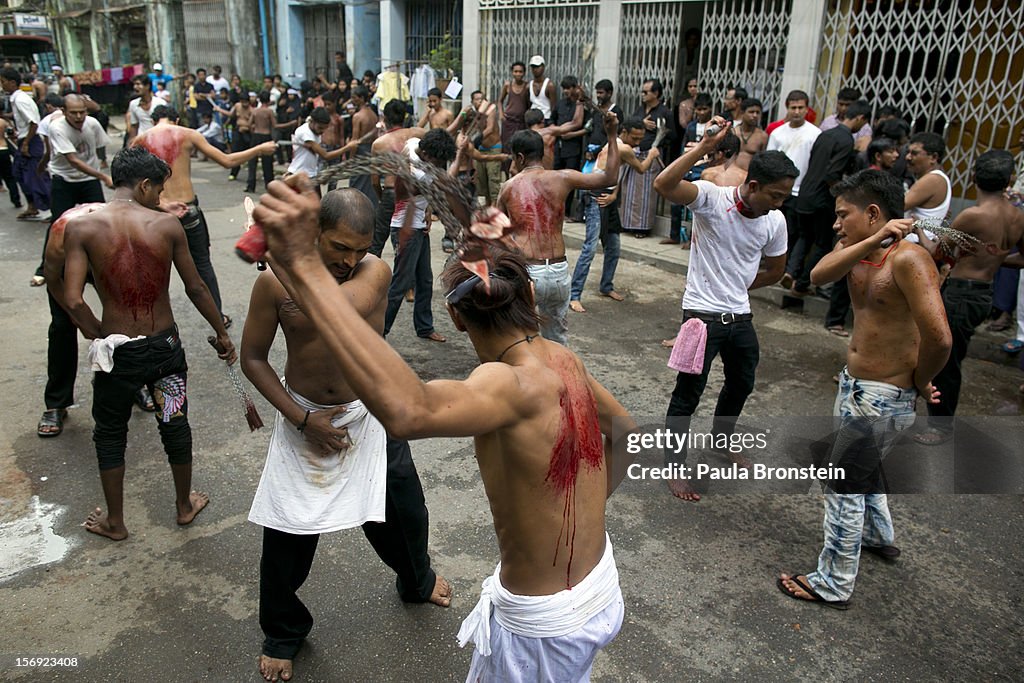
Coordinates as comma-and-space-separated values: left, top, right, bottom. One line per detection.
30, 275, 46, 287
777, 574, 850, 610
222, 314, 233, 330
1001, 339, 1024, 354
134, 387, 157, 412
37, 408, 68, 438
862, 544, 901, 562
827, 325, 850, 338
442, 237, 455, 254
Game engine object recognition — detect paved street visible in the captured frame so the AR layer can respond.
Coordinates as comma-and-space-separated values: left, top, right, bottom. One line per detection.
1, 157, 1022, 682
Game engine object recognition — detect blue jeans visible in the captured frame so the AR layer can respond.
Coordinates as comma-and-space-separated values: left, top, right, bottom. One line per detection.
527, 261, 571, 346
571, 194, 621, 300
806, 368, 916, 602
384, 228, 435, 337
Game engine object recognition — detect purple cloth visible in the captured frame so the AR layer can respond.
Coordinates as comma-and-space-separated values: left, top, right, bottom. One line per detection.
668, 318, 707, 374
12, 135, 50, 211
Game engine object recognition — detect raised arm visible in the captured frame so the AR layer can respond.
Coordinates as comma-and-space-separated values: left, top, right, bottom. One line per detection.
811, 218, 913, 285
562, 113, 621, 191
653, 117, 731, 205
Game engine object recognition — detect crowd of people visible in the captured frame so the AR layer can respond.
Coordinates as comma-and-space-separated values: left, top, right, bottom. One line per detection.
5, 47, 1024, 683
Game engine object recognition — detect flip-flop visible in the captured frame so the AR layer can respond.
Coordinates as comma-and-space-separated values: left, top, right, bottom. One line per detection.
442, 237, 455, 254
1001, 339, 1024, 354
862, 544, 901, 562
777, 574, 850, 610
222, 314, 233, 330
37, 408, 67, 438
827, 326, 850, 337
913, 428, 953, 446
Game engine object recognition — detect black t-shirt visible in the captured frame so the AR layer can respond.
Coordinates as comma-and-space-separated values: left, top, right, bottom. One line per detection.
633, 102, 673, 151
587, 104, 624, 150
797, 124, 855, 213
194, 81, 214, 115
554, 97, 589, 159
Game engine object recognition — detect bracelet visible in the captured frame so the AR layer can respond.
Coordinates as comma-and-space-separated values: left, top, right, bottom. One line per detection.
297, 409, 311, 432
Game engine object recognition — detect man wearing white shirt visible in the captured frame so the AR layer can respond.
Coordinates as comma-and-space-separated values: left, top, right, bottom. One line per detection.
127, 75, 156, 143
205, 65, 230, 95
287, 107, 360, 197
1, 67, 50, 220
767, 89, 820, 279
655, 121, 795, 502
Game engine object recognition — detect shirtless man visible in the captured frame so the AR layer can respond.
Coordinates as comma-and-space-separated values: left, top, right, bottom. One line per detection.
474, 91, 504, 206
253, 179, 636, 681
369, 100, 425, 257
247, 91, 277, 193
242, 189, 451, 682
498, 113, 620, 345
914, 150, 1024, 445
318, 94, 346, 190
60, 146, 236, 541
498, 61, 530, 152
732, 98, 768, 171
417, 87, 454, 130
523, 108, 583, 170
224, 92, 255, 180
700, 133, 746, 187
778, 169, 950, 608
347, 85, 379, 207
133, 105, 276, 326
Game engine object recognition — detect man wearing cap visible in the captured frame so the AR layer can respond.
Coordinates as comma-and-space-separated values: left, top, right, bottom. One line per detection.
528, 56, 556, 125
147, 63, 175, 95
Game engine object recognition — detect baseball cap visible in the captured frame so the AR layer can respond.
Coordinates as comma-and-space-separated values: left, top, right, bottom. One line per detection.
152, 62, 163, 71
528, 55, 545, 67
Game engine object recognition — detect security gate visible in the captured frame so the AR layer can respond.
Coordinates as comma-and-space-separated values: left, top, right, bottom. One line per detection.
617, 1, 691, 113
303, 4, 345, 83
183, 0, 234, 75
406, 0, 462, 66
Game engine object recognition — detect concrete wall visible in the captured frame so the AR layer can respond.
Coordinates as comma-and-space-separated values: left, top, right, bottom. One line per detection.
225, 0, 263, 79
274, 0, 305, 82
345, 0, 381, 76
146, 0, 189, 77
379, 0, 405, 68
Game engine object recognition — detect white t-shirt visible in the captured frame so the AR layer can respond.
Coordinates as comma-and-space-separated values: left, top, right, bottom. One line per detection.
128, 97, 156, 135
47, 116, 111, 182
288, 122, 320, 177
766, 121, 821, 196
10, 90, 40, 139
682, 181, 788, 314
37, 110, 63, 138
206, 76, 230, 94
391, 138, 429, 229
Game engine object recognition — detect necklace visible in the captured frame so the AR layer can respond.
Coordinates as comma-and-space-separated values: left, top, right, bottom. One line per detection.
496, 334, 536, 363
110, 197, 135, 204
521, 164, 545, 173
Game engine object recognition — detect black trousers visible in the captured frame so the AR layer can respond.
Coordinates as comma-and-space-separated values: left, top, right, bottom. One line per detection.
369, 188, 395, 258
927, 279, 993, 426
665, 315, 759, 465
260, 435, 435, 659
247, 133, 275, 192
180, 198, 223, 312
38, 176, 105, 277
0, 148, 21, 206
824, 276, 851, 329
793, 206, 837, 292
92, 327, 191, 470
45, 291, 78, 410
554, 154, 581, 218
781, 195, 800, 266
230, 131, 252, 176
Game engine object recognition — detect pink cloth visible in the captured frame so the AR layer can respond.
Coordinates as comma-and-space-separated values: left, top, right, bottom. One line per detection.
667, 318, 707, 374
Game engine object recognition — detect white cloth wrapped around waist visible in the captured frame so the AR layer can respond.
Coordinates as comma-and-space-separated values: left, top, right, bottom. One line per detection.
457, 534, 619, 656
248, 382, 387, 534
88, 334, 146, 372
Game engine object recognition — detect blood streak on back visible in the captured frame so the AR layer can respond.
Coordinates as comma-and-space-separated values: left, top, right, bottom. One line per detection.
102, 239, 169, 324
545, 354, 603, 588
51, 203, 106, 239
138, 127, 186, 166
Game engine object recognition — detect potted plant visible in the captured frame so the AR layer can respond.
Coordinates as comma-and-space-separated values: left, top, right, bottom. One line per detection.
428, 33, 461, 93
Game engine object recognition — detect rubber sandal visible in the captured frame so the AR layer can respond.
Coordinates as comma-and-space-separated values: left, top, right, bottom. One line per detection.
827, 326, 850, 337
134, 387, 157, 412
37, 408, 67, 438
222, 314, 233, 330
1000, 339, 1024, 354
777, 574, 850, 610
442, 237, 455, 254
862, 544, 901, 562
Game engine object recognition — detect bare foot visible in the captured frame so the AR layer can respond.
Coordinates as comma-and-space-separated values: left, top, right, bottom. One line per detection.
570, 300, 586, 313
405, 288, 415, 303
176, 491, 209, 526
429, 575, 453, 607
660, 338, 676, 348
667, 478, 700, 502
600, 290, 624, 302
82, 507, 128, 540
258, 655, 293, 681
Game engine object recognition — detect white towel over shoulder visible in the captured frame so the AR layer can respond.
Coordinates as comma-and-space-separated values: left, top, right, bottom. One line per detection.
248, 384, 387, 534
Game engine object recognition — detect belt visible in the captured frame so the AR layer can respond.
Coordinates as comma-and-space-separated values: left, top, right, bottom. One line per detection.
526, 255, 567, 266
944, 278, 992, 291
683, 310, 753, 325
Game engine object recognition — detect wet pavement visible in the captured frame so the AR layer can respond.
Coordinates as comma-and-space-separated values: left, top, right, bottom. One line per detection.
1, 155, 1022, 682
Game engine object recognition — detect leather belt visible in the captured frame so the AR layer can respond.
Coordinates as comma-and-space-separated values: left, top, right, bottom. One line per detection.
526, 255, 568, 265
684, 310, 753, 325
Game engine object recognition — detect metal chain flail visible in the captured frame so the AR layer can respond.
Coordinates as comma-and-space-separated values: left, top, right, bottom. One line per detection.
912, 218, 982, 257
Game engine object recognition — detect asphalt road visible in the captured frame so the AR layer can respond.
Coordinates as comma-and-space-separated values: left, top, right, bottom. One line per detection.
1, 156, 1022, 682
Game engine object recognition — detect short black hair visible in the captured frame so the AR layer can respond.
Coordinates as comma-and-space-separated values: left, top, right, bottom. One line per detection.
909, 132, 945, 162
510, 129, 544, 162
511, 61, 525, 70
259, 91, 270, 104
111, 146, 171, 189
844, 99, 873, 121
837, 87, 862, 101
427, 87, 442, 98
694, 93, 713, 108
441, 248, 541, 336
730, 86, 748, 102
196, 68, 207, 75
745, 151, 799, 186
363, 70, 376, 79
310, 107, 331, 125
383, 99, 406, 126
621, 118, 645, 133
716, 133, 740, 159
785, 89, 810, 105
832, 169, 904, 221
740, 97, 763, 112
644, 79, 663, 98
0, 66, 20, 83
867, 137, 898, 164
877, 105, 900, 119
471, 90, 483, 99
151, 105, 178, 123
974, 149, 1015, 192
560, 76, 578, 90
320, 188, 375, 235
419, 128, 457, 164
878, 117, 910, 142
131, 74, 148, 86
595, 79, 613, 93
523, 109, 544, 127
45, 93, 64, 108
352, 85, 370, 101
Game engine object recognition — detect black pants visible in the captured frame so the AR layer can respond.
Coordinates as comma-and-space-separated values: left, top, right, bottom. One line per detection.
92, 327, 191, 470
369, 188, 395, 258
781, 196, 800, 266
793, 206, 837, 292
260, 435, 436, 659
927, 279, 993, 426
45, 291, 78, 410
0, 148, 21, 206
38, 176, 105, 277
229, 131, 252, 176
247, 133, 275, 192
665, 315, 759, 465
555, 154, 581, 218
180, 198, 223, 312
824, 276, 851, 329
384, 228, 434, 337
